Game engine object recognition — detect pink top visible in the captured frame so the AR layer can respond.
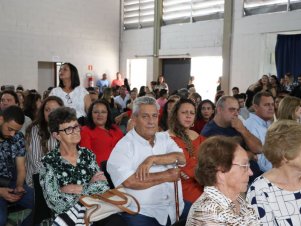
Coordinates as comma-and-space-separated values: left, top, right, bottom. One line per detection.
156, 97, 167, 109
111, 79, 124, 88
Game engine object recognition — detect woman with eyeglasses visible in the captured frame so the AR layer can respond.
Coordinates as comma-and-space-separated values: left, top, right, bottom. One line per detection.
39, 107, 125, 225
80, 100, 123, 165
186, 136, 260, 226
49, 62, 91, 125
247, 120, 301, 225
168, 98, 206, 204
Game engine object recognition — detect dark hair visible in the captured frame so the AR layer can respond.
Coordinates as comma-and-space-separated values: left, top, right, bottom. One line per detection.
195, 136, 239, 186
59, 62, 80, 89
23, 92, 42, 120
16, 85, 24, 91
48, 107, 77, 133
25, 96, 64, 154
124, 78, 131, 92
233, 93, 245, 100
252, 91, 273, 106
159, 99, 177, 131
86, 99, 113, 130
138, 86, 146, 97
232, 87, 239, 91
0, 90, 19, 106
159, 89, 168, 98
196, 99, 215, 121
168, 98, 196, 156
1, 105, 24, 125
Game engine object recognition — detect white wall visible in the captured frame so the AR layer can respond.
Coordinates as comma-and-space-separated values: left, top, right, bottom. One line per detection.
120, 1, 301, 94
120, 28, 154, 85
0, 0, 120, 90
120, 20, 223, 87
231, 1, 301, 92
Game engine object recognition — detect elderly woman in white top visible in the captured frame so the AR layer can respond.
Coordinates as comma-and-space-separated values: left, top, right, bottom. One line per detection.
186, 136, 260, 226
49, 62, 91, 125
247, 120, 301, 225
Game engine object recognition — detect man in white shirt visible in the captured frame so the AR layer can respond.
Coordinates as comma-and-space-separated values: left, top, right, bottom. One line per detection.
114, 85, 130, 112
108, 96, 190, 226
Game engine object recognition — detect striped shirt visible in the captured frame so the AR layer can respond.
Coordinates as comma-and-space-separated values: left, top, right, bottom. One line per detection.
25, 125, 57, 187
186, 186, 260, 226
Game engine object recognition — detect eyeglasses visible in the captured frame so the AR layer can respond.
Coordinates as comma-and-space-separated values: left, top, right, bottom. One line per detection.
58, 124, 81, 135
65, 94, 72, 104
232, 163, 250, 172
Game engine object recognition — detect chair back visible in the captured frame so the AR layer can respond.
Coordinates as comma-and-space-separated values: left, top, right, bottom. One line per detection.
32, 173, 53, 224
100, 160, 115, 189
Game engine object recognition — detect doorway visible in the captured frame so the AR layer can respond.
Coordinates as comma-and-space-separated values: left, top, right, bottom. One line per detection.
162, 58, 191, 94
37, 62, 56, 93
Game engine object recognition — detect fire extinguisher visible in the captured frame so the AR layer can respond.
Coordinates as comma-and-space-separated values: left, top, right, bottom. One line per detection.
88, 76, 94, 87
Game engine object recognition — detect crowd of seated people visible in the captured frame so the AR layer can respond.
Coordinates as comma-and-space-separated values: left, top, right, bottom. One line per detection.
2, 68, 301, 226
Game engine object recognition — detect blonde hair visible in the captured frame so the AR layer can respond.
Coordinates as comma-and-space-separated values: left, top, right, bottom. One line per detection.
264, 120, 301, 167
277, 96, 301, 121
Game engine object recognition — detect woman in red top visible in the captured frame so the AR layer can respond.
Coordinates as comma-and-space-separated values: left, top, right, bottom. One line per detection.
192, 99, 215, 133
80, 99, 123, 165
168, 98, 206, 203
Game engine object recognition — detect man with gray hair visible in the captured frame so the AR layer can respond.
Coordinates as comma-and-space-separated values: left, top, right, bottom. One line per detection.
201, 96, 262, 183
108, 96, 189, 226
201, 96, 261, 154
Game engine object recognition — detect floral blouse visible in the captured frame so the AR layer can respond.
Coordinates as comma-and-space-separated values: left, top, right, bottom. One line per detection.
39, 146, 109, 214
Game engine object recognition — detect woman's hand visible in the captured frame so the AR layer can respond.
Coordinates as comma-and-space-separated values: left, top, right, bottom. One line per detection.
60, 184, 83, 194
90, 172, 107, 183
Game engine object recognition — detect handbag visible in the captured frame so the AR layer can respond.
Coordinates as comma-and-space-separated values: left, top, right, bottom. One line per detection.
79, 187, 140, 226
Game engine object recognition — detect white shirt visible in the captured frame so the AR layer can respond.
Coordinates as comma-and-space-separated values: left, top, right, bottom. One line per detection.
107, 129, 184, 225
114, 94, 129, 111
49, 86, 88, 118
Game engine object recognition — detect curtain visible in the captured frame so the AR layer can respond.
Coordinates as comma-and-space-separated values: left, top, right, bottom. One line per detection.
275, 34, 301, 80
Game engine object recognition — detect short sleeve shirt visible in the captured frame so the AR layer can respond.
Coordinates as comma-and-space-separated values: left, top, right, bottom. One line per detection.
0, 132, 26, 179
107, 129, 184, 225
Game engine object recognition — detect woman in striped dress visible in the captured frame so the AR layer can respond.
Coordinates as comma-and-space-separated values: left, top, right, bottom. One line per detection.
25, 96, 64, 187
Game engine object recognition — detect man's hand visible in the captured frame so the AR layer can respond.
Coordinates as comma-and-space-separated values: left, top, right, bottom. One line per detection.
90, 172, 107, 183
166, 168, 181, 182
136, 156, 155, 181
231, 117, 245, 133
60, 184, 83, 194
0, 188, 22, 202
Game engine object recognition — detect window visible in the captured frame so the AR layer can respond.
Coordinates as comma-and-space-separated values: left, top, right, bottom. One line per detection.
162, 0, 224, 25
123, 0, 155, 29
244, 0, 301, 16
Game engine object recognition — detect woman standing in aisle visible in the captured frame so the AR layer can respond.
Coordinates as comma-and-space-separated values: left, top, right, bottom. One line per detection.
49, 62, 91, 125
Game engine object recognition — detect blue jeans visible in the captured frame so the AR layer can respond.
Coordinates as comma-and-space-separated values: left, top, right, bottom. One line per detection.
0, 183, 34, 226
121, 201, 191, 226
